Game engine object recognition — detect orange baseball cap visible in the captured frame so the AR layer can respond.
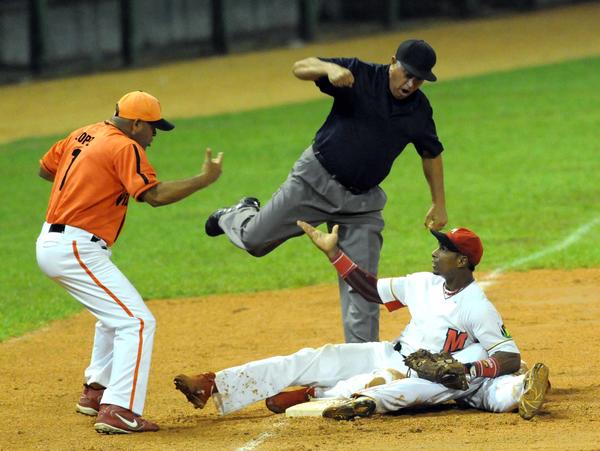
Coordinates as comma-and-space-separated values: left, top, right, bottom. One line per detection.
430, 227, 484, 267
115, 91, 174, 131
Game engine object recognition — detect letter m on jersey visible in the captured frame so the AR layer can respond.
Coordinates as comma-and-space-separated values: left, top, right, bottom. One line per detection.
442, 328, 468, 353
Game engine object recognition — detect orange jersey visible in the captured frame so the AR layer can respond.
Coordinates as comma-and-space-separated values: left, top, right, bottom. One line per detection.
40, 121, 160, 245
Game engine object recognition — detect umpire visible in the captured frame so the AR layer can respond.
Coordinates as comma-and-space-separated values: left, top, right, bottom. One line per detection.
206, 39, 447, 343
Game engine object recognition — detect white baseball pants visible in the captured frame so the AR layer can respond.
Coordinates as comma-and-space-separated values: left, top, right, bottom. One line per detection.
460, 372, 526, 413
36, 222, 155, 415
213, 342, 404, 415
212, 341, 524, 416
311, 344, 525, 414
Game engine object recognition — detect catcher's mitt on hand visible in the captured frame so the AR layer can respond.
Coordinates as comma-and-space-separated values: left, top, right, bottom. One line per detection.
404, 349, 469, 390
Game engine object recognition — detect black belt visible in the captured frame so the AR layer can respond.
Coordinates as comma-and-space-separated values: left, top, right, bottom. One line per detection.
312, 148, 369, 195
49, 223, 102, 242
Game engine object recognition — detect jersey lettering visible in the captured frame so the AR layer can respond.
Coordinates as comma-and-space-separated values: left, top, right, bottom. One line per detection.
76, 132, 95, 146
501, 324, 512, 338
442, 328, 468, 353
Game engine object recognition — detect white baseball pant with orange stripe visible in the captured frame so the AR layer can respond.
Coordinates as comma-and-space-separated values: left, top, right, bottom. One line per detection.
36, 222, 155, 415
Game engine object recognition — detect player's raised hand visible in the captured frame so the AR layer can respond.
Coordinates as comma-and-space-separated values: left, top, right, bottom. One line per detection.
297, 221, 339, 259
200, 148, 223, 186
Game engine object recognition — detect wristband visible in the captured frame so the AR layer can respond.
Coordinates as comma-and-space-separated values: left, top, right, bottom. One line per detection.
330, 250, 357, 278
471, 357, 500, 378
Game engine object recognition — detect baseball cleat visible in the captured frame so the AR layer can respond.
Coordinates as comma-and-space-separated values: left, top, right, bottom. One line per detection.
322, 396, 376, 421
205, 197, 260, 236
174, 372, 216, 409
265, 386, 316, 414
94, 404, 159, 434
76, 384, 105, 416
519, 362, 550, 420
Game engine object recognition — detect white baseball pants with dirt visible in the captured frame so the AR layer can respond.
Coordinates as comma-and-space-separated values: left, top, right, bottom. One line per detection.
460, 372, 527, 413
36, 222, 155, 415
217, 146, 387, 344
323, 344, 525, 414
212, 341, 401, 415
212, 341, 500, 415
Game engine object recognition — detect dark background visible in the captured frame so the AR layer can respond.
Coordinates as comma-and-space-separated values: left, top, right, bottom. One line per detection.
0, 0, 593, 84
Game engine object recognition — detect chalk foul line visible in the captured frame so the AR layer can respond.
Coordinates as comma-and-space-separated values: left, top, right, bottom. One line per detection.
235, 417, 288, 451
479, 215, 600, 288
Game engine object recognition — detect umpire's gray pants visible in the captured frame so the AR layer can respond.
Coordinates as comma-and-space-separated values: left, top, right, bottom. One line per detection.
218, 146, 386, 343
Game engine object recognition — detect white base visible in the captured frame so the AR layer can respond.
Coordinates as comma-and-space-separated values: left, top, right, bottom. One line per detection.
285, 398, 346, 417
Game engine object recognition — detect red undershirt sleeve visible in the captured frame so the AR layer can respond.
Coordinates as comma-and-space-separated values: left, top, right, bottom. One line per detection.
330, 250, 383, 305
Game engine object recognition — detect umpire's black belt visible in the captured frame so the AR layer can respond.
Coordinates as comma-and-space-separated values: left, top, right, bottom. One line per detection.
312, 148, 369, 195
49, 223, 102, 242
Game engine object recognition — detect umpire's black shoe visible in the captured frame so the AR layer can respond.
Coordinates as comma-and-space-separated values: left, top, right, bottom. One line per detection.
205, 197, 260, 237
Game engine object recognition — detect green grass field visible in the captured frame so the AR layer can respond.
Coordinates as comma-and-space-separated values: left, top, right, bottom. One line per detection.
1, 57, 599, 342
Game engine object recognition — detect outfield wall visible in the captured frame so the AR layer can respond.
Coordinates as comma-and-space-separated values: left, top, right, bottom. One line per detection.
0, 0, 592, 83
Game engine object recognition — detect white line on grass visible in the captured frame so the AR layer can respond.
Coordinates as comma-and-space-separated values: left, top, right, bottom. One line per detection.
478, 215, 600, 288
235, 418, 288, 451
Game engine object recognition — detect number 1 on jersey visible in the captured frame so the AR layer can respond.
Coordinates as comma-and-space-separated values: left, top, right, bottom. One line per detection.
59, 148, 82, 191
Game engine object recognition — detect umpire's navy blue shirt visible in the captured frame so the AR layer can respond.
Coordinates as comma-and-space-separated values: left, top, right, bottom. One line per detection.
312, 57, 444, 192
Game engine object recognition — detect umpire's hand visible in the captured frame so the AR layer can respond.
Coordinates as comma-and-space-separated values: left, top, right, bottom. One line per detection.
424, 204, 448, 231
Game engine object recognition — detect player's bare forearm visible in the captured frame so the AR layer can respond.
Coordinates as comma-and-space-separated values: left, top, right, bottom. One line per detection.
491, 351, 521, 375
292, 58, 354, 87
422, 154, 447, 230
143, 148, 222, 207
38, 166, 55, 182
142, 177, 211, 207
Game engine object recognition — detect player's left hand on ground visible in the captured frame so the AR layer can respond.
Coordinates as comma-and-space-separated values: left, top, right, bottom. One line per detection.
404, 349, 469, 391
200, 148, 223, 186
297, 220, 339, 259
424, 204, 448, 230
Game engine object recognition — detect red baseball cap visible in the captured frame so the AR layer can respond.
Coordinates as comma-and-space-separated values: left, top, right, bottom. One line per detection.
430, 227, 484, 267
115, 91, 174, 131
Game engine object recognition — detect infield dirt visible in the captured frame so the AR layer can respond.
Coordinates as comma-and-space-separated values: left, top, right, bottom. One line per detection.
2, 3, 600, 450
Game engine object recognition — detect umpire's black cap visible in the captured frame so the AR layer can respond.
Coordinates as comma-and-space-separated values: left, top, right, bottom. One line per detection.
395, 39, 437, 82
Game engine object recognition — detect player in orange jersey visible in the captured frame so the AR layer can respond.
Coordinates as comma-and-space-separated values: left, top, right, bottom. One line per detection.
36, 91, 223, 434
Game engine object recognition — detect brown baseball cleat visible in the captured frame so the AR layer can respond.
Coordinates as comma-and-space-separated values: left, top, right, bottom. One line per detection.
174, 372, 217, 409
519, 362, 550, 420
76, 384, 105, 416
322, 396, 376, 421
94, 404, 159, 434
265, 387, 316, 414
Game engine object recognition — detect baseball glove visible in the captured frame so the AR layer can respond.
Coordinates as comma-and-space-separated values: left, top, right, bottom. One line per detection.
404, 349, 469, 390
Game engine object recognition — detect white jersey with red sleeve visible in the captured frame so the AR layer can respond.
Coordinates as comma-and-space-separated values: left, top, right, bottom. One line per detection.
376, 272, 519, 357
